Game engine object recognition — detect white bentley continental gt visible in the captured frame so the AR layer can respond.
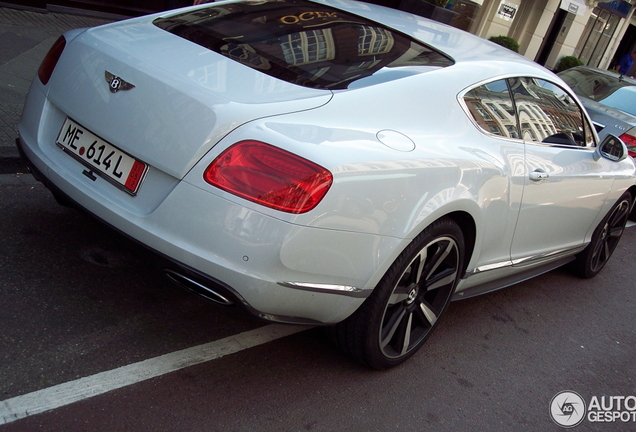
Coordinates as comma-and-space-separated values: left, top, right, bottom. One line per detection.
17, 0, 636, 368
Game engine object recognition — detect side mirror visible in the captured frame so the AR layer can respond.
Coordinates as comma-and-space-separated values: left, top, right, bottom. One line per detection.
595, 134, 628, 162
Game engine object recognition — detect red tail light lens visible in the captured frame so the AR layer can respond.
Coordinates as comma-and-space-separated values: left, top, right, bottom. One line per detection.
204, 141, 333, 214
38, 36, 66, 85
618, 132, 636, 157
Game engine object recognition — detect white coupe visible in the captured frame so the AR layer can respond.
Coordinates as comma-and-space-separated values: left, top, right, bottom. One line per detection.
17, 0, 636, 368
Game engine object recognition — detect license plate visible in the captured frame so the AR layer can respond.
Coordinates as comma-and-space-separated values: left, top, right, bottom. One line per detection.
56, 118, 147, 195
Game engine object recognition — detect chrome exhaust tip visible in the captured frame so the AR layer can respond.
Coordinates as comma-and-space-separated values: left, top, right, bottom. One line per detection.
164, 269, 234, 306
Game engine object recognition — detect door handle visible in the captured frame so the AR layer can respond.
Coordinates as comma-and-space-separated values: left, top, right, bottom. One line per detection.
529, 170, 549, 182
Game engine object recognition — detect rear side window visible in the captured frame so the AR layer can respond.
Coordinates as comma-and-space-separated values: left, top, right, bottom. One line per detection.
463, 77, 594, 147
153, 0, 453, 90
463, 79, 519, 139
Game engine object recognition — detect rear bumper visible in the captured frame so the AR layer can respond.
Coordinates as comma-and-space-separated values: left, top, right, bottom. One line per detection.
16, 132, 396, 324
16, 134, 249, 311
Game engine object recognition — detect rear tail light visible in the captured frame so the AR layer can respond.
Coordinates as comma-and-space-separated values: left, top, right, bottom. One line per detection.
204, 140, 333, 214
618, 132, 636, 157
38, 36, 66, 85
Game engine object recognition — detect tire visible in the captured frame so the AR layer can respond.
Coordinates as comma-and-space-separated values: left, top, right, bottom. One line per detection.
329, 217, 464, 369
571, 192, 632, 278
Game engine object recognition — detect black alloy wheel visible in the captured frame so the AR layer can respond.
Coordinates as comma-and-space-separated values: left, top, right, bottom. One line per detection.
572, 192, 632, 278
329, 217, 464, 369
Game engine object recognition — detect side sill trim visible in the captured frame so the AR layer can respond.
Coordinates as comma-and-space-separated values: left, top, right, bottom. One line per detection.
454, 255, 576, 300
465, 245, 586, 277
511, 246, 586, 266
465, 260, 513, 276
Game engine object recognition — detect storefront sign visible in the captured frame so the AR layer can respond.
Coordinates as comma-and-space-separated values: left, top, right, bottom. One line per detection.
560, 0, 587, 16
280, 11, 339, 24
497, 1, 518, 21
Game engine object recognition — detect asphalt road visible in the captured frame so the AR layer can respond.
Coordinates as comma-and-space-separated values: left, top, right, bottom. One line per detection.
1, 171, 635, 431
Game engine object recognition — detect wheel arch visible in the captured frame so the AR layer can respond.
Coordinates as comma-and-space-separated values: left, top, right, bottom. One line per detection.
361, 198, 483, 294
444, 210, 476, 279
627, 185, 636, 217
372, 209, 477, 287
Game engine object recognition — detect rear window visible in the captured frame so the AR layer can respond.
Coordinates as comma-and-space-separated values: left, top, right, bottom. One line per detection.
559, 68, 636, 116
153, 0, 453, 90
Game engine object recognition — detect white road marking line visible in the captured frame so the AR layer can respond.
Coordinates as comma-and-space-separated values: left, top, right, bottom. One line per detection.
0, 324, 307, 425
3, 220, 634, 425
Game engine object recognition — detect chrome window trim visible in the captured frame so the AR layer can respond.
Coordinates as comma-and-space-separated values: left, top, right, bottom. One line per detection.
523, 140, 597, 151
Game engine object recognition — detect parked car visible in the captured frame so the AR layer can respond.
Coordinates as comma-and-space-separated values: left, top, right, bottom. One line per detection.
17, 0, 636, 369
558, 65, 636, 158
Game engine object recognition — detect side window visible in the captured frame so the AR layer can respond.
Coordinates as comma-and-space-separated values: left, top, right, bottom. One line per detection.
463, 79, 520, 139
509, 77, 590, 147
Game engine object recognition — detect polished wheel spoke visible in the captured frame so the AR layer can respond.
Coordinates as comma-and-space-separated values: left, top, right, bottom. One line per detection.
380, 306, 407, 349
412, 250, 427, 285
424, 240, 453, 281
389, 284, 410, 304
609, 202, 629, 226
608, 226, 624, 238
590, 242, 605, 271
425, 267, 458, 292
417, 299, 438, 327
398, 313, 413, 356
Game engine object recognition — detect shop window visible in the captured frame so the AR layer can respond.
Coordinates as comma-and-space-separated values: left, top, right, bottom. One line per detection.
578, 7, 621, 67
446, 0, 486, 32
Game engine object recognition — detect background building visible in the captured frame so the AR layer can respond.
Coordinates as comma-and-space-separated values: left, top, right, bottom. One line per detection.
464, 0, 635, 72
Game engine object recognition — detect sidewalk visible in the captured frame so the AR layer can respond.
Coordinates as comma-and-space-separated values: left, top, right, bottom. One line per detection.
0, 6, 115, 168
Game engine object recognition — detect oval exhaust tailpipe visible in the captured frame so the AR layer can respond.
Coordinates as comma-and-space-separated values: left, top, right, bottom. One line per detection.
164, 269, 235, 306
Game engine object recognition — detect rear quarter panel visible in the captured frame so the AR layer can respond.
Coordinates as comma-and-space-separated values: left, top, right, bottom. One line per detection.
183, 66, 528, 282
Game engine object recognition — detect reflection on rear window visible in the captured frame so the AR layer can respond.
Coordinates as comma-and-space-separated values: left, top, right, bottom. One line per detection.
559, 68, 636, 116
153, 0, 453, 90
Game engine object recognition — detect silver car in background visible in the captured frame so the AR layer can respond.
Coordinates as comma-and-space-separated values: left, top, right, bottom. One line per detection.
559, 65, 636, 158
17, 0, 636, 368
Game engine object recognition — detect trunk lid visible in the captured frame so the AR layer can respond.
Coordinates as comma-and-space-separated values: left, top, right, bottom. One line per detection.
46, 18, 332, 179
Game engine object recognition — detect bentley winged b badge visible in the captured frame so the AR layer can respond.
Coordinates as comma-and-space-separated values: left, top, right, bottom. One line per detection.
105, 71, 135, 93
